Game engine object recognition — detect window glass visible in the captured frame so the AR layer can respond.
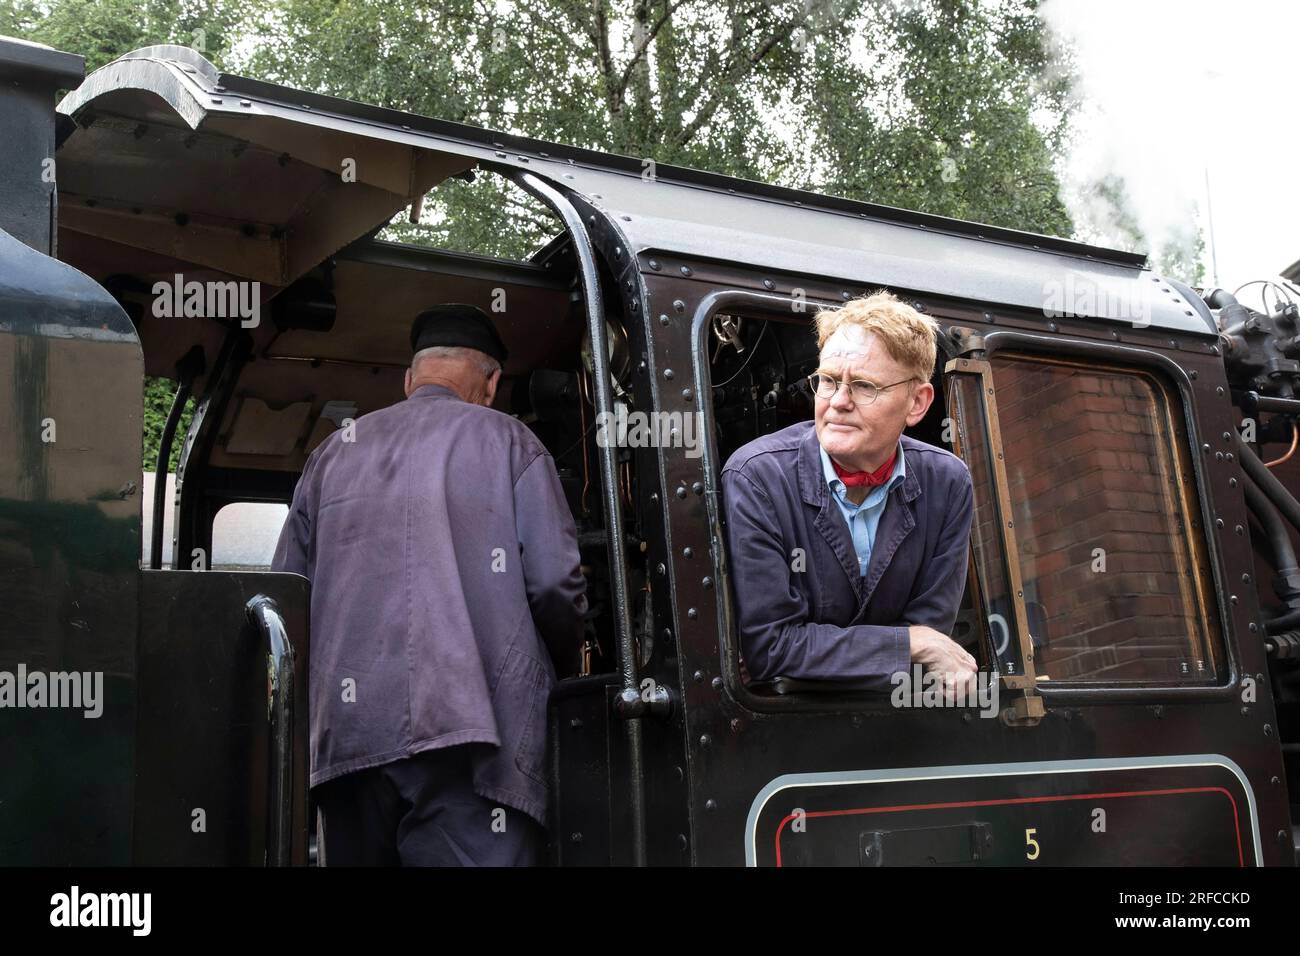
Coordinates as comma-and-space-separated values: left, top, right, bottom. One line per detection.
211, 502, 289, 570
954, 355, 1222, 684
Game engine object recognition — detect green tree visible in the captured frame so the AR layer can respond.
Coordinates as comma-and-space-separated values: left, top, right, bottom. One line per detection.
0, 0, 244, 71
241, 0, 1077, 258
6, 0, 1085, 466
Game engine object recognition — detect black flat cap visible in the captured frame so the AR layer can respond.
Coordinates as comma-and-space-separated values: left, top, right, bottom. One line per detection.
409, 303, 508, 364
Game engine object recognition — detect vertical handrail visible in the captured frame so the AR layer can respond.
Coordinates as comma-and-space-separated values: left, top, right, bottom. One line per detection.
507, 169, 647, 866
150, 378, 190, 569
245, 594, 295, 865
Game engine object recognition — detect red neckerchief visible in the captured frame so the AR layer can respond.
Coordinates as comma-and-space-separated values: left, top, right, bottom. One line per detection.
831, 449, 897, 488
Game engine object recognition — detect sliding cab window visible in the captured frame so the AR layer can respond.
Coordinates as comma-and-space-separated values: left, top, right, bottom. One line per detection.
947, 353, 1224, 686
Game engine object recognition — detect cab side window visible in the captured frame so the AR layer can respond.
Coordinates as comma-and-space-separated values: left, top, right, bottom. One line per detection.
952, 354, 1223, 684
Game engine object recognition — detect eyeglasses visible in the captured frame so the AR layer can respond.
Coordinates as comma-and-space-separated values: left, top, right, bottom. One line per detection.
807, 372, 916, 406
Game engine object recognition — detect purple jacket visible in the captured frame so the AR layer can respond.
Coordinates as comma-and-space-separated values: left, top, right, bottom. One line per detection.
272, 384, 587, 825
721, 422, 973, 686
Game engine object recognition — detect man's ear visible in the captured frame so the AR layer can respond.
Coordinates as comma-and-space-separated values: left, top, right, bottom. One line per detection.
484, 367, 502, 407
905, 381, 934, 427
404, 367, 412, 397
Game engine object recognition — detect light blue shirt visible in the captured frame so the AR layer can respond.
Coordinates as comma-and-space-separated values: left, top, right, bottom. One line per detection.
820, 440, 907, 576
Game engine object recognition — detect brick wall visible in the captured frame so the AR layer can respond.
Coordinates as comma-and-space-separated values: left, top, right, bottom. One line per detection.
962, 357, 1214, 682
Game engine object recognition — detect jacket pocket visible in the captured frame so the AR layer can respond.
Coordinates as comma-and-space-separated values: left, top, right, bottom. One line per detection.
502, 646, 551, 786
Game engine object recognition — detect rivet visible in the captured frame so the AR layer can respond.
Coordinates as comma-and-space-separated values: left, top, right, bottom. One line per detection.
1243, 573, 1252, 583
659, 313, 670, 326
1235, 525, 1244, 535
702, 577, 713, 589
692, 482, 704, 495
678, 834, 688, 850
682, 388, 693, 401
699, 735, 711, 748
683, 547, 694, 558
664, 368, 674, 379
657, 563, 666, 575
673, 299, 686, 313
763, 279, 775, 290
675, 486, 687, 498
688, 607, 698, 619
680, 265, 692, 276
1215, 518, 1224, 528
649, 259, 661, 270
1048, 322, 1058, 332
693, 670, 704, 682
705, 799, 717, 811
495, 151, 507, 158
711, 676, 723, 690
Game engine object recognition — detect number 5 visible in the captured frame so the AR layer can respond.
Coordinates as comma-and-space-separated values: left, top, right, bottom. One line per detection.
1025, 828, 1040, 861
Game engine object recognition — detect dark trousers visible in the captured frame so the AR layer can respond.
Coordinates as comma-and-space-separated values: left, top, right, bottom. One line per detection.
313, 745, 545, 866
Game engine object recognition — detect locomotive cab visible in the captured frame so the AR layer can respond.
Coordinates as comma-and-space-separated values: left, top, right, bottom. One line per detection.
2, 37, 1296, 867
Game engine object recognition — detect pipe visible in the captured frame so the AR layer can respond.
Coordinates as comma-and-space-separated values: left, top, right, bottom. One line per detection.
1237, 431, 1300, 534
1243, 476, 1300, 572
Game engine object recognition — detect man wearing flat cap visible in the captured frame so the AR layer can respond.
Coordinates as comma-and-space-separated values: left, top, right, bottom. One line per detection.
273, 303, 588, 866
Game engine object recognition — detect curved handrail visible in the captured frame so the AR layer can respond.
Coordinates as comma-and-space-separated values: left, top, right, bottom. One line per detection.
245, 594, 295, 866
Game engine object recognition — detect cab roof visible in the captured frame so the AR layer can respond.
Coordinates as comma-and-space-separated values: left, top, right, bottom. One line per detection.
55, 43, 1213, 335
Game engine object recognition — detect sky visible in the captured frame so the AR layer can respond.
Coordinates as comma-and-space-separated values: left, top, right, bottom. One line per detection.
1041, 0, 1300, 303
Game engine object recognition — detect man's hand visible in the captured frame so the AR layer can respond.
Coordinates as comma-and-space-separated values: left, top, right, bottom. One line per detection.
908, 624, 978, 700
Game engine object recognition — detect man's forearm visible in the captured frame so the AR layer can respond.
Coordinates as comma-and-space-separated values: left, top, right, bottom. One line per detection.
746, 620, 911, 686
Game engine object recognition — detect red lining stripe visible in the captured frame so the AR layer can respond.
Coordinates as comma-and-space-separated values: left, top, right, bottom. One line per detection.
772, 786, 1245, 867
